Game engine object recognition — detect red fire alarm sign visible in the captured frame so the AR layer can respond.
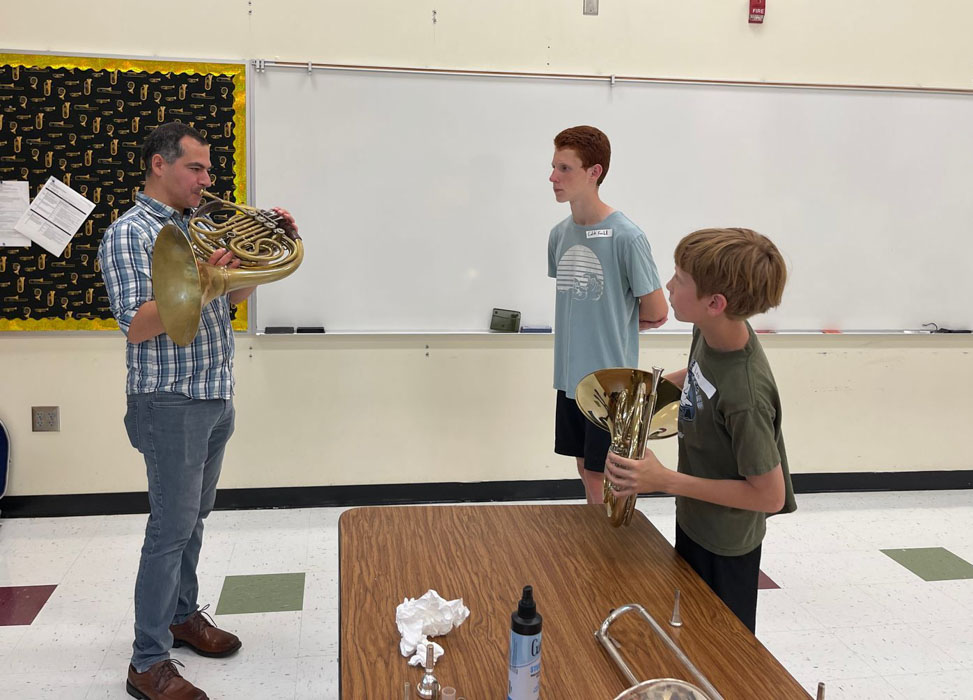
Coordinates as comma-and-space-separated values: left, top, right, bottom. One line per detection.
749, 0, 765, 23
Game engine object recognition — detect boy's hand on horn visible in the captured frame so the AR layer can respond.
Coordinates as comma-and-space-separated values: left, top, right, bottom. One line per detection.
605, 448, 671, 498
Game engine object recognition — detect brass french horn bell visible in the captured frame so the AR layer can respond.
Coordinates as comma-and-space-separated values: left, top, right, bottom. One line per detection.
152, 192, 303, 346
575, 367, 680, 527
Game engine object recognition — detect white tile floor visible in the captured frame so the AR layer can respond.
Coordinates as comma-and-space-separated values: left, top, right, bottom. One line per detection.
1, 490, 972, 698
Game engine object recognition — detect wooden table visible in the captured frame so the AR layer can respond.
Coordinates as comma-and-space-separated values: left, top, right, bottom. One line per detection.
339, 504, 809, 699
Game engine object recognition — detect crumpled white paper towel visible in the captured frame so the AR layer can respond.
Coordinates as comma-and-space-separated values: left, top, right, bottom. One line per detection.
395, 589, 470, 661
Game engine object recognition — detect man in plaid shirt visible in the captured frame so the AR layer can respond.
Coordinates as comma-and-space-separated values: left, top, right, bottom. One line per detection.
99, 122, 297, 700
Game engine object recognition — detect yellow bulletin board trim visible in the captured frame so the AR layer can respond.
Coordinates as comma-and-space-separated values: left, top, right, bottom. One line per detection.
0, 52, 248, 333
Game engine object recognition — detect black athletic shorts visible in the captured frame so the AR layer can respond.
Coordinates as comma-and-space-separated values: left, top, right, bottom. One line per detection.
675, 523, 762, 634
554, 390, 611, 473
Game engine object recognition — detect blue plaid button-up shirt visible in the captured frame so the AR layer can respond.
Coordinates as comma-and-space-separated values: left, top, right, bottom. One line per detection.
98, 193, 235, 399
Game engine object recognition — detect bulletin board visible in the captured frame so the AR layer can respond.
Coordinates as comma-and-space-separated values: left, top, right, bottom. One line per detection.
0, 52, 247, 332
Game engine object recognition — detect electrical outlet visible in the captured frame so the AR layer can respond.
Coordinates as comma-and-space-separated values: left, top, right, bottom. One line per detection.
32, 406, 60, 432
583, 0, 599, 15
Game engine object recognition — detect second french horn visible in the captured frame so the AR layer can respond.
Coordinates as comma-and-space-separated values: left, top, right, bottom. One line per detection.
575, 367, 681, 527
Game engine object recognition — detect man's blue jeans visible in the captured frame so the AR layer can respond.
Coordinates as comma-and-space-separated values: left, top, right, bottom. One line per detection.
124, 391, 235, 672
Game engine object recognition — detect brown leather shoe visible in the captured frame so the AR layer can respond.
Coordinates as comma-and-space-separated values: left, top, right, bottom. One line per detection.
126, 659, 207, 700
170, 605, 242, 658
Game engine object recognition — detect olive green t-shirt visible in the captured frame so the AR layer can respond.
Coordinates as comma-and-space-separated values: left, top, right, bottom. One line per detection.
675, 323, 797, 557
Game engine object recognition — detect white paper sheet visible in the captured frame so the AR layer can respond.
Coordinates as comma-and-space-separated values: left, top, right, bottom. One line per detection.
13, 176, 95, 256
0, 181, 31, 247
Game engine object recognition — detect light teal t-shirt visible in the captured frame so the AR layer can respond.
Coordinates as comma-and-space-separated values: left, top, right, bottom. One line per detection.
547, 211, 662, 399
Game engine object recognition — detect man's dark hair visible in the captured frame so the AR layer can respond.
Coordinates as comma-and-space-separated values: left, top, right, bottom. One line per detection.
142, 122, 208, 176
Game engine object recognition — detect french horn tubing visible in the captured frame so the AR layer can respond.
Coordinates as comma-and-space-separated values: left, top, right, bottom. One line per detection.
152, 191, 303, 346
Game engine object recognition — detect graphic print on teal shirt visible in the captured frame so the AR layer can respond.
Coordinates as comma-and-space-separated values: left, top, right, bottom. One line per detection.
556, 245, 605, 301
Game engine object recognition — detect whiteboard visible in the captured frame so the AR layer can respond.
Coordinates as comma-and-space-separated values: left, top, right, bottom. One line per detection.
251, 67, 973, 332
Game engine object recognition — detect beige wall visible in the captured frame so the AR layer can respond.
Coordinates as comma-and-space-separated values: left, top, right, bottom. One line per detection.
5, 1, 972, 89
2, 1, 971, 496
2, 332, 970, 496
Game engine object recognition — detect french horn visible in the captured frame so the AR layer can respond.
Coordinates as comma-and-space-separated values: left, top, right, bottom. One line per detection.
152, 191, 303, 346
575, 367, 680, 527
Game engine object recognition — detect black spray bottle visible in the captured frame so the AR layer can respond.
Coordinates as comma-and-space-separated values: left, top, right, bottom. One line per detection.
507, 585, 542, 700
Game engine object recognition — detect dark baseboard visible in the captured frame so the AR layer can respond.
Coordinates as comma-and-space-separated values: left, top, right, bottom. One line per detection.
2, 471, 971, 518
791, 470, 973, 493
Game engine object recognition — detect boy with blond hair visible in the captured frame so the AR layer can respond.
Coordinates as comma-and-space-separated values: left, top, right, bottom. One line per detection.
606, 228, 796, 633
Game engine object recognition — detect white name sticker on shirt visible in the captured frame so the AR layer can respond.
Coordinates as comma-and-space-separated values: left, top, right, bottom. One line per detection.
586, 228, 613, 239
691, 362, 717, 399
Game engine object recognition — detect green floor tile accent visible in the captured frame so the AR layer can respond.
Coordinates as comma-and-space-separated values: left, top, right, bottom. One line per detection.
881, 547, 973, 581
216, 573, 306, 614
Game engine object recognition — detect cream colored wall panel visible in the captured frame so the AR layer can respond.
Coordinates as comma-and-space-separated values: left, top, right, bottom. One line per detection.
0, 336, 133, 495
224, 335, 686, 489
768, 338, 973, 473
1, 334, 970, 496
0, 1, 250, 61
2, 2, 972, 87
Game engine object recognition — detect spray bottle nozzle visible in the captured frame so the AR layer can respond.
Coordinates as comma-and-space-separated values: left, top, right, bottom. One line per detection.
517, 585, 535, 618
